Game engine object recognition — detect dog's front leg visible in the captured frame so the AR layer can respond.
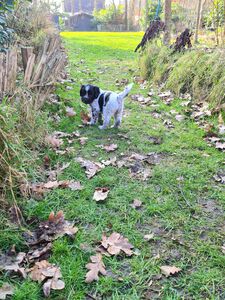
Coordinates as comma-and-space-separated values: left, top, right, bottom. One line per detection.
89, 108, 99, 125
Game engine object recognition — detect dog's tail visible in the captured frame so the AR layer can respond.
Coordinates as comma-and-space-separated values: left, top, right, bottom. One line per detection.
118, 83, 133, 102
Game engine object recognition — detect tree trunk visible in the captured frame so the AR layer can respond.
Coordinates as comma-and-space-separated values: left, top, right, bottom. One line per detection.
94, 0, 97, 10
125, 0, 128, 31
224, 0, 225, 43
129, 0, 135, 30
163, 0, 172, 45
145, 0, 149, 29
78, 0, 82, 11
195, 0, 203, 43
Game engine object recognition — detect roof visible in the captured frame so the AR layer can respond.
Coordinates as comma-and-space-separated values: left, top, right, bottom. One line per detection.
72, 11, 94, 17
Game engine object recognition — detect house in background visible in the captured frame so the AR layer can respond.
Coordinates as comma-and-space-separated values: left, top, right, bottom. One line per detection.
64, 0, 105, 14
65, 12, 96, 31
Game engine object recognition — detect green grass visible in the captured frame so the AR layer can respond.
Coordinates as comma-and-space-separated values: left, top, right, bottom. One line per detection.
1, 32, 225, 300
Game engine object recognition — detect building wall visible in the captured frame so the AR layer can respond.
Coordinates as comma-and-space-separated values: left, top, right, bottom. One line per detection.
64, 0, 105, 13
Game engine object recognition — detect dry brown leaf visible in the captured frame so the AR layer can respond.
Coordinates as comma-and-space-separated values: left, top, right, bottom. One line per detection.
27, 243, 52, 262
68, 181, 84, 191
43, 278, 65, 297
66, 107, 76, 117
215, 142, 225, 151
175, 114, 185, 122
28, 260, 65, 297
144, 233, 155, 241
160, 265, 181, 277
47, 162, 70, 181
0, 284, 14, 300
101, 157, 117, 166
45, 135, 63, 149
85, 254, 106, 283
101, 232, 134, 256
0, 251, 26, 278
78, 137, 88, 145
81, 112, 91, 124
93, 188, 110, 202
222, 244, 225, 254
99, 144, 118, 152
76, 157, 104, 179
131, 199, 142, 209
27, 211, 78, 246
218, 113, 224, 126
21, 179, 79, 198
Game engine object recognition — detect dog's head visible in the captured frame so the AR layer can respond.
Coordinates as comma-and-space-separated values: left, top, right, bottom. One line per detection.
80, 85, 100, 105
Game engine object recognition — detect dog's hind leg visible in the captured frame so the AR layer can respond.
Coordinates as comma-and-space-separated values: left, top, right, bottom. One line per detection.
112, 112, 122, 128
99, 114, 112, 130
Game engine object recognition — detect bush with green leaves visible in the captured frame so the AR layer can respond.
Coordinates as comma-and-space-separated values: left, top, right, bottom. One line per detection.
203, 0, 225, 29
0, 0, 14, 52
93, 4, 124, 26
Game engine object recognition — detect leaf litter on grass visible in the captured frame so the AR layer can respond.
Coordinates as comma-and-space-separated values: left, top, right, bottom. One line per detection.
1, 212, 77, 297
85, 254, 106, 283
101, 232, 134, 256
0, 284, 14, 300
93, 188, 110, 202
76, 157, 105, 179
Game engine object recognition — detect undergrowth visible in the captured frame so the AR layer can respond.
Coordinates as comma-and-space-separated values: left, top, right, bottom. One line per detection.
0, 90, 49, 206
139, 41, 225, 108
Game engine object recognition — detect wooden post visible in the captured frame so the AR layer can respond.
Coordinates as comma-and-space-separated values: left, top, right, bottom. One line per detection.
21, 47, 34, 73
195, 0, 203, 44
163, 0, 172, 45
0, 48, 17, 96
125, 0, 128, 31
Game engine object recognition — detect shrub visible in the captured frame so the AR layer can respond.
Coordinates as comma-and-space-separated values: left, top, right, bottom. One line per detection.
93, 4, 124, 26
139, 42, 225, 108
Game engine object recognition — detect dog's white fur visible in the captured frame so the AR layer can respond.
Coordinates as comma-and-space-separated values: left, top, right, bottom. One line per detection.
89, 84, 133, 129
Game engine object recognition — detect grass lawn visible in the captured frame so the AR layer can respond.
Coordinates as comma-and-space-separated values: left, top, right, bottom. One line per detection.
1, 32, 224, 300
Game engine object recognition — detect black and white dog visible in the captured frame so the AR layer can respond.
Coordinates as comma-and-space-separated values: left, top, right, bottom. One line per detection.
80, 83, 133, 129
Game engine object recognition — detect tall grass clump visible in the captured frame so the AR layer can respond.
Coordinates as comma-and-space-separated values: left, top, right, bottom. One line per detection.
139, 42, 225, 108
0, 91, 49, 206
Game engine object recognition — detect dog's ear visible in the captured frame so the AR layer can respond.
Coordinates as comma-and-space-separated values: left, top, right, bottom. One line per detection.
93, 86, 100, 99
80, 85, 85, 97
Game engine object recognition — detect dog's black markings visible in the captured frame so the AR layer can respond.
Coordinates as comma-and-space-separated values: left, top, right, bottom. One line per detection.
98, 92, 111, 113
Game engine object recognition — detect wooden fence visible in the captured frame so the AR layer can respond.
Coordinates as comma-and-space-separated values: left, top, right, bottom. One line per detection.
0, 49, 17, 96
0, 35, 66, 98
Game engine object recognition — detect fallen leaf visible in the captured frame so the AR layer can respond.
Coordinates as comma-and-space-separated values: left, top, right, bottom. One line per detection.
131, 199, 142, 209
93, 188, 110, 202
101, 157, 117, 166
81, 112, 91, 125
68, 181, 84, 191
213, 173, 225, 184
28, 260, 65, 297
215, 142, 225, 151
218, 113, 224, 125
99, 144, 118, 152
160, 265, 181, 277
45, 135, 63, 149
0, 251, 26, 278
144, 233, 155, 241
222, 244, 225, 254
66, 107, 76, 117
148, 136, 162, 145
76, 157, 104, 179
78, 137, 88, 145
101, 232, 134, 256
27, 243, 52, 262
47, 162, 70, 181
85, 254, 106, 283
175, 114, 185, 122
27, 211, 78, 246
0, 284, 14, 300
